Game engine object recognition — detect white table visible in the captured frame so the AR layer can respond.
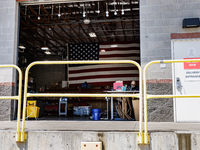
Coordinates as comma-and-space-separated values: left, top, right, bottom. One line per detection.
104, 91, 139, 120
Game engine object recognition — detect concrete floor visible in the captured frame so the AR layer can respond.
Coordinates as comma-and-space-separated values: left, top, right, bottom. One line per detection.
1, 121, 200, 132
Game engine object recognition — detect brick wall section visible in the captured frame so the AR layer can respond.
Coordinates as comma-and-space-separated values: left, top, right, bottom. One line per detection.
147, 83, 173, 122
31, 56, 66, 91
0, 0, 19, 120
0, 85, 15, 121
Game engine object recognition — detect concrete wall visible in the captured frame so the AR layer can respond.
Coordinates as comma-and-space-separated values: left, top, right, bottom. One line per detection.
140, 0, 200, 122
1, 131, 200, 150
0, 0, 19, 120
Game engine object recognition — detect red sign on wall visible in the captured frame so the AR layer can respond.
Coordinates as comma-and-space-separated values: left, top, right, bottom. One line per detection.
184, 58, 200, 69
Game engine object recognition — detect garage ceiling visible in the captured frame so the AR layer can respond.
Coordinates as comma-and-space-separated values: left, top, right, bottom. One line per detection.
19, 0, 140, 57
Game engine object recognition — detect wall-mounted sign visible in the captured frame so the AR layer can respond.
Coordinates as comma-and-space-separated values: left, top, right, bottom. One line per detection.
184, 58, 200, 81
16, 0, 30, 1
184, 58, 200, 69
187, 47, 196, 57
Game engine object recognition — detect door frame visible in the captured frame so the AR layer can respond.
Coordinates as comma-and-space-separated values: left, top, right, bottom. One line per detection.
171, 34, 200, 122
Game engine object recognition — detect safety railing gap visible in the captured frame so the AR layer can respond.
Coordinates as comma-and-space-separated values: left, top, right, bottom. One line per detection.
20, 60, 144, 144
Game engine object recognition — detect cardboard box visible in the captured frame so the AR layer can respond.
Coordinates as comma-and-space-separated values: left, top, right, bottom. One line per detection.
28, 77, 33, 83
132, 99, 139, 121
62, 81, 68, 88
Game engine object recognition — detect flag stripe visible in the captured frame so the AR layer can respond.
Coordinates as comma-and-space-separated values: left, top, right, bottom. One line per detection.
69, 64, 138, 71
99, 53, 140, 58
99, 47, 140, 51
69, 77, 139, 85
69, 70, 139, 78
69, 74, 139, 81
100, 43, 140, 48
69, 67, 138, 74
100, 57, 140, 60
100, 50, 140, 55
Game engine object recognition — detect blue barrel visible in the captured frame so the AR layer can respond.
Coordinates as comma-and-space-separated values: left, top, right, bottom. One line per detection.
92, 109, 101, 120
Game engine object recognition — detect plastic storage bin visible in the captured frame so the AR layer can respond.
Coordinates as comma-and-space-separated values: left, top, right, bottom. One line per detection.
73, 106, 91, 116
26, 107, 40, 118
92, 109, 101, 120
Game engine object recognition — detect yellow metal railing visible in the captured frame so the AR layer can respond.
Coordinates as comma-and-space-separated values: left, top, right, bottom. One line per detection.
21, 60, 144, 143
143, 59, 200, 144
0, 65, 22, 142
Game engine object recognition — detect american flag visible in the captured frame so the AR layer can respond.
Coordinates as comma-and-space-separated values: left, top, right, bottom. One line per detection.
68, 41, 140, 86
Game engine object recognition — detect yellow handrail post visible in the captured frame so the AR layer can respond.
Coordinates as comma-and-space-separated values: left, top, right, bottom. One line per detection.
143, 61, 159, 144
0, 65, 23, 142
21, 63, 32, 142
15, 66, 23, 142
134, 63, 144, 144
20, 60, 143, 144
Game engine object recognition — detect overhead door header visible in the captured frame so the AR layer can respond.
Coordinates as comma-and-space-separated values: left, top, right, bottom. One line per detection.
17, 0, 102, 6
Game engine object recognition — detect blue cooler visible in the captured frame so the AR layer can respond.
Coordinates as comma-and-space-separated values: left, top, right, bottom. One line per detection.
92, 109, 101, 120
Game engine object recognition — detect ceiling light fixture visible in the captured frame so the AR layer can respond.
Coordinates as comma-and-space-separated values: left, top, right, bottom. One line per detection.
51, 5, 53, 19
106, 3, 109, 17
18, 45, 26, 49
114, 0, 117, 15
58, 4, 61, 17
97, 2, 100, 14
38, 5, 40, 20
121, 0, 124, 15
83, 18, 90, 24
83, 5, 86, 17
45, 51, 51, 55
89, 32, 96, 37
41, 47, 49, 50
25, 6, 27, 16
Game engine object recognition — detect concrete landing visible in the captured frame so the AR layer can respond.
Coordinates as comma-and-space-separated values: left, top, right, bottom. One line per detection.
1, 121, 200, 132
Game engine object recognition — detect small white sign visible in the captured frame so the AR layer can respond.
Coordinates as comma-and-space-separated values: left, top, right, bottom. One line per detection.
187, 47, 196, 57
185, 69, 200, 81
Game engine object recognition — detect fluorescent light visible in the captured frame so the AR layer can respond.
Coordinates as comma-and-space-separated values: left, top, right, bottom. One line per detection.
121, 9, 124, 15
18, 45, 26, 49
89, 32, 96, 37
83, 12, 86, 17
41, 47, 49, 50
106, 11, 109, 17
83, 18, 90, 24
111, 45, 118, 47
100, 49, 106, 52
45, 51, 51, 55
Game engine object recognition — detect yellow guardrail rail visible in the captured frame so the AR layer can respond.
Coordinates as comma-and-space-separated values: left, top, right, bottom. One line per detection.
21, 60, 144, 143
0, 65, 22, 142
143, 59, 200, 144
